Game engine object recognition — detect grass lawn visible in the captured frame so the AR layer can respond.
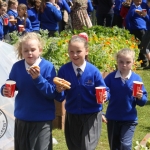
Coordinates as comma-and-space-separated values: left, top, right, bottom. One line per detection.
53, 70, 150, 150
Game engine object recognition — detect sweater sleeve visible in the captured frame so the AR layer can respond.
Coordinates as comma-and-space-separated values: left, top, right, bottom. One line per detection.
32, 65, 57, 99
51, 6, 62, 21
62, 0, 71, 13
125, 7, 135, 30
87, 0, 94, 12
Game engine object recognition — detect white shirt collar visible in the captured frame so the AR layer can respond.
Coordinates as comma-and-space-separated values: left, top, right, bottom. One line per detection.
72, 61, 86, 75
25, 57, 42, 71
133, 3, 141, 8
10, 9, 17, 13
46, 2, 53, 5
115, 70, 132, 79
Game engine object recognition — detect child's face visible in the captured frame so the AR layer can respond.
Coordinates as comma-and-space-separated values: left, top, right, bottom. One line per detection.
17, 8, 26, 17
0, 6, 7, 15
35, 0, 41, 7
21, 39, 42, 66
11, 2, 18, 10
68, 41, 88, 67
117, 54, 134, 74
133, 0, 142, 6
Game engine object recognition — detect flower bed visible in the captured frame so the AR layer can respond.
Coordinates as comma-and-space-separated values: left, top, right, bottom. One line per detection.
9, 26, 140, 72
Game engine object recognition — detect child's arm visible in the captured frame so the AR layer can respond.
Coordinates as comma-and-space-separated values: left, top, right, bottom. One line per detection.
87, 0, 94, 13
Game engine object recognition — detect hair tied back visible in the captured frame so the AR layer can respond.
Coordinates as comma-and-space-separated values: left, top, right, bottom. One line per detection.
72, 32, 88, 41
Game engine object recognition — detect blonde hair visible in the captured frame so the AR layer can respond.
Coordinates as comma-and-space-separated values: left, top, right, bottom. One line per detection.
0, 1, 7, 9
69, 35, 88, 49
15, 32, 44, 59
116, 48, 135, 61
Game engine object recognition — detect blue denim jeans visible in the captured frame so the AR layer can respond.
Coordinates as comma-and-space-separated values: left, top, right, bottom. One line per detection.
97, 13, 114, 27
107, 120, 138, 150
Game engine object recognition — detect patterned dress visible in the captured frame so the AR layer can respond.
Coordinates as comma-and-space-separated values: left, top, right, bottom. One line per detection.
71, 0, 92, 30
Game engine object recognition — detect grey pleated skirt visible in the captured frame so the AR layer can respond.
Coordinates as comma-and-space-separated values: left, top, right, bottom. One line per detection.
14, 118, 52, 150
65, 111, 102, 150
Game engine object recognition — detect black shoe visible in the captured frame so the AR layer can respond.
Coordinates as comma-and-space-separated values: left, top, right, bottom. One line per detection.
143, 66, 150, 70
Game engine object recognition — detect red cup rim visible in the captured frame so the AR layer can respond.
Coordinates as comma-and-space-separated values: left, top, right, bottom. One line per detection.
133, 81, 143, 84
95, 87, 106, 89
5, 80, 16, 84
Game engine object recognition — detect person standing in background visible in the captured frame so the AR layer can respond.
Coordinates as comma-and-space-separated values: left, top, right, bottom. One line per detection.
39, 0, 62, 37
55, 0, 71, 32
113, 0, 125, 28
93, 0, 114, 27
27, 0, 40, 33
70, 0, 92, 30
125, 0, 148, 68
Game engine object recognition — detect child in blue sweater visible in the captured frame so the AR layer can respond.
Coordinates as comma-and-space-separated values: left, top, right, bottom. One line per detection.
55, 0, 71, 32
7, 0, 18, 18
39, 0, 62, 37
140, 0, 150, 69
125, 0, 148, 67
27, 0, 40, 32
56, 33, 108, 150
104, 48, 147, 150
14, 4, 32, 35
7, 0, 18, 33
1, 32, 61, 150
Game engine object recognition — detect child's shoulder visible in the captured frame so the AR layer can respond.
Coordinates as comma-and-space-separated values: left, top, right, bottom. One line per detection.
131, 71, 142, 79
41, 58, 54, 66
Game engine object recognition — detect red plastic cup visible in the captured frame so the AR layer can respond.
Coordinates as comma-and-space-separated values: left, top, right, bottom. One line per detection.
18, 25, 24, 32
142, 9, 147, 12
5, 80, 16, 98
132, 81, 143, 97
3, 18, 8, 25
95, 87, 106, 104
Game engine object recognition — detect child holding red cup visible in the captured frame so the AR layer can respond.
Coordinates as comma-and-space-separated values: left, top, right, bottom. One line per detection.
1, 32, 62, 150
104, 48, 147, 150
55, 32, 109, 150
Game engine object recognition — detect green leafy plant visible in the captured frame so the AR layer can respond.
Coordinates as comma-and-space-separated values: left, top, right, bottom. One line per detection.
7, 26, 140, 72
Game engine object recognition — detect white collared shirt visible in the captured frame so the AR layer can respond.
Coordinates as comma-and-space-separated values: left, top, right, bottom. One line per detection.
72, 61, 86, 76
25, 57, 42, 71
115, 70, 132, 83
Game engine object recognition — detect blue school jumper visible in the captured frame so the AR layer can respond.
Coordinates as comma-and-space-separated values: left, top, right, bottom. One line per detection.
7, 9, 18, 18
57, 61, 108, 114
1, 58, 62, 121
0, 18, 4, 40
27, 7, 40, 31
104, 71, 147, 150
105, 71, 147, 121
125, 4, 147, 31
39, 2, 62, 31
58, 0, 71, 13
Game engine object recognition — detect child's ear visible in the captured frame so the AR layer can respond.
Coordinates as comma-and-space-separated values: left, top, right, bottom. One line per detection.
39, 48, 43, 54
86, 49, 89, 55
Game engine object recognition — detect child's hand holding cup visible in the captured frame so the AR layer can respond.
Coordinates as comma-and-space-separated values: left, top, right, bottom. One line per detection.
95, 87, 106, 104
3, 80, 16, 98
132, 81, 143, 99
